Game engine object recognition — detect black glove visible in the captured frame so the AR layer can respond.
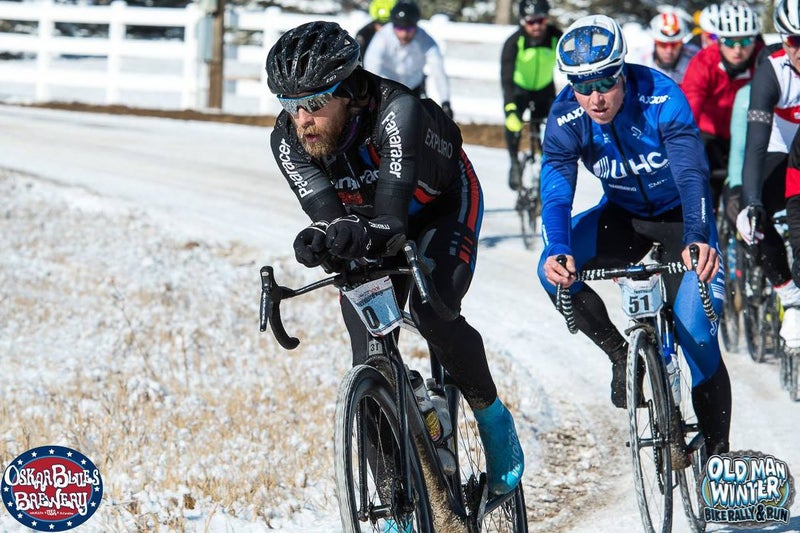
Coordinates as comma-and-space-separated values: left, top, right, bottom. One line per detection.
293, 221, 329, 267
441, 101, 453, 119
724, 185, 741, 226
325, 215, 372, 259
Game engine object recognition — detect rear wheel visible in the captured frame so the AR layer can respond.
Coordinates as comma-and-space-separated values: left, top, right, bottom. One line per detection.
627, 328, 673, 533
516, 188, 537, 251
450, 385, 528, 532
719, 228, 741, 352
743, 261, 767, 363
790, 350, 800, 401
335, 365, 434, 532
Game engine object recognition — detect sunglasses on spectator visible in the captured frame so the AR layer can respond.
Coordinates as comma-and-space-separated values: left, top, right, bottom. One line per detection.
571, 74, 620, 96
720, 36, 754, 48
523, 16, 546, 25
783, 34, 800, 48
277, 81, 342, 117
655, 41, 681, 49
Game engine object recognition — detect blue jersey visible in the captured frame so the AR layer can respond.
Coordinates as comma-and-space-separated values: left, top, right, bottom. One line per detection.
540, 63, 713, 257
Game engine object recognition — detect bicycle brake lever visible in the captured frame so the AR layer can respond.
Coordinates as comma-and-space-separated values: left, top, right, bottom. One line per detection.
259, 266, 300, 349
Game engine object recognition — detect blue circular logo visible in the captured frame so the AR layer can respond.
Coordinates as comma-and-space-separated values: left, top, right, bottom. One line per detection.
2, 445, 103, 531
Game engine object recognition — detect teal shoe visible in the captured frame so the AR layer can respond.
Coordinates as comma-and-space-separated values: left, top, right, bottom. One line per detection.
474, 397, 524, 494
383, 518, 412, 533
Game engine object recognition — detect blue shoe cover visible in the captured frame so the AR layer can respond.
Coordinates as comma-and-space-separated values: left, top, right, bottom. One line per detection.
383, 518, 412, 533
473, 397, 524, 494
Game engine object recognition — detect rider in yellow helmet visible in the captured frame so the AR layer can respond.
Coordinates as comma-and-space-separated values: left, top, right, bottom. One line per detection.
356, 0, 398, 54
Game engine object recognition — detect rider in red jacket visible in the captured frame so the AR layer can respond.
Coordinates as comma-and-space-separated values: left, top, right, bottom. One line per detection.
681, 2, 763, 209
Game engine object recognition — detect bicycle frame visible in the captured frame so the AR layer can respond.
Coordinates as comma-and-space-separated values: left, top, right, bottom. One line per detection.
259, 241, 522, 529
556, 244, 716, 532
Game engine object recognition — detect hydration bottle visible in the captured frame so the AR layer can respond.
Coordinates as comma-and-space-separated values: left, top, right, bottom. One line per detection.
409, 370, 442, 442
425, 378, 456, 475
666, 353, 681, 405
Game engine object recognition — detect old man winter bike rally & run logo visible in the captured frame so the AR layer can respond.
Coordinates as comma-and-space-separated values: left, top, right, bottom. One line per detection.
2, 445, 103, 531
699, 450, 794, 528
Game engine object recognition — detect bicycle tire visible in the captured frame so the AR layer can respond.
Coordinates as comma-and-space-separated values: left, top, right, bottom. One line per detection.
720, 234, 741, 353
516, 189, 536, 251
790, 350, 800, 402
627, 328, 673, 533
450, 387, 528, 532
335, 364, 434, 533
673, 349, 707, 533
742, 263, 767, 363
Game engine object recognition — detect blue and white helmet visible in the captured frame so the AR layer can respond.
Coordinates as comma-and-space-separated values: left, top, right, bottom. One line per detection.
556, 15, 627, 82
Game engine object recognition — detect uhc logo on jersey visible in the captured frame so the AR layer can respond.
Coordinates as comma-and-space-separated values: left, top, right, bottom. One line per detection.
593, 151, 669, 179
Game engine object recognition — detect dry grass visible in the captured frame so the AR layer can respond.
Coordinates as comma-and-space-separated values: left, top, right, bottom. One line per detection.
0, 169, 607, 532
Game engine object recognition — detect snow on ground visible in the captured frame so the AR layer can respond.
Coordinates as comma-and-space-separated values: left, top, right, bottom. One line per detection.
0, 105, 798, 533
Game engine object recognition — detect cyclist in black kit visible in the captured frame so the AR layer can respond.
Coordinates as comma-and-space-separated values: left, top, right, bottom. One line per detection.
266, 21, 524, 495
501, 0, 561, 190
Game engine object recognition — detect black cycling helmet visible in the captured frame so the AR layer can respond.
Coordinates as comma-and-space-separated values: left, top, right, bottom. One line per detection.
265, 21, 360, 96
390, 1, 421, 27
519, 0, 550, 19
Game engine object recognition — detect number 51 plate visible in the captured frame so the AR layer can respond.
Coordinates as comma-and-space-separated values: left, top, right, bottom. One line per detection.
343, 276, 403, 336
617, 275, 664, 318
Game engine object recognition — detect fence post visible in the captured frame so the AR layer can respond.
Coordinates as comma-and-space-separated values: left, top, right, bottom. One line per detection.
35, 0, 55, 101
107, 0, 126, 104
182, 2, 203, 109
259, 6, 282, 114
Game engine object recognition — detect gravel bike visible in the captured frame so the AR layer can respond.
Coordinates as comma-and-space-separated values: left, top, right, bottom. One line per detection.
259, 240, 528, 532
556, 244, 717, 533
514, 109, 544, 250
740, 210, 791, 364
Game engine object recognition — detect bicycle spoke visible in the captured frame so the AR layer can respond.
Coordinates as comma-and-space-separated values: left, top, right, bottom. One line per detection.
627, 330, 672, 533
452, 392, 528, 532
335, 365, 433, 532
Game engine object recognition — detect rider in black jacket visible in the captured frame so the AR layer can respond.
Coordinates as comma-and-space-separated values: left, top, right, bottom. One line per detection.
266, 21, 524, 495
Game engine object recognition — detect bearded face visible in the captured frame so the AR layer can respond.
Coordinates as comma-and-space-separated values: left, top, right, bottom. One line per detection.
292, 97, 351, 158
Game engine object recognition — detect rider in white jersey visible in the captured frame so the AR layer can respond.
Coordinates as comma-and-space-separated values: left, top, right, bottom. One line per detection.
362, 1, 452, 117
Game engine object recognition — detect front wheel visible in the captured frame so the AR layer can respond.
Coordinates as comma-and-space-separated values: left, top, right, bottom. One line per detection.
673, 349, 707, 533
450, 385, 528, 532
335, 365, 434, 532
627, 328, 673, 533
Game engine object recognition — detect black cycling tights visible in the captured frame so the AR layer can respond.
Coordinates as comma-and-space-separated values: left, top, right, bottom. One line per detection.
341, 226, 498, 410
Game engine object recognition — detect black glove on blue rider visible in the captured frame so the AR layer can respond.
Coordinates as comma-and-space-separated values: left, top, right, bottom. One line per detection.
293, 221, 329, 267
325, 215, 373, 259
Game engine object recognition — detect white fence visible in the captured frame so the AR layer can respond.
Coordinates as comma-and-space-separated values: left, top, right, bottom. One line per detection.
0, 1, 515, 123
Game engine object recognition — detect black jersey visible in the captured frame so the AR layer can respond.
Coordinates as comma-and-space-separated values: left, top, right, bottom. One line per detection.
270, 72, 467, 251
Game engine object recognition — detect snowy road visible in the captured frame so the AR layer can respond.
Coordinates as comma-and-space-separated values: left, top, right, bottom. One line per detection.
1, 104, 797, 532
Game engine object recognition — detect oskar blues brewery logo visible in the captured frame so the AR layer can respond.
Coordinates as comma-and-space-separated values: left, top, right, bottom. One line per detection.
700, 450, 794, 527
2, 445, 103, 531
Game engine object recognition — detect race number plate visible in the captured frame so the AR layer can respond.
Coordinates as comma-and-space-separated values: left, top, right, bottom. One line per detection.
343, 276, 402, 336
617, 275, 664, 318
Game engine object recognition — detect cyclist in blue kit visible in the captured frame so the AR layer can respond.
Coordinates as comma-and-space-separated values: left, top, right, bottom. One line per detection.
537, 15, 732, 460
